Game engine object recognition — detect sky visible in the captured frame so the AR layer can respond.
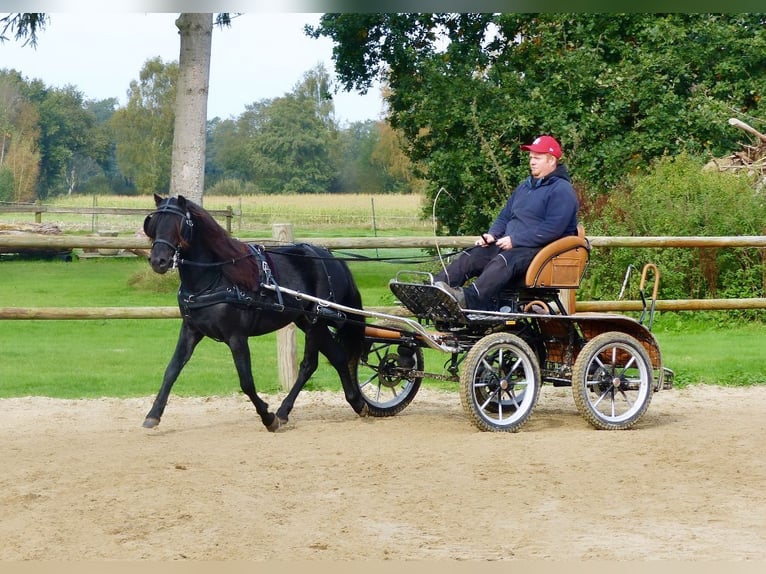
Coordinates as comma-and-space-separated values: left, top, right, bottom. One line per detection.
0, 12, 385, 125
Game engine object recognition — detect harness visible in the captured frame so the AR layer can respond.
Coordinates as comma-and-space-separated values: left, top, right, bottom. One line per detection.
147, 201, 347, 324
177, 244, 286, 319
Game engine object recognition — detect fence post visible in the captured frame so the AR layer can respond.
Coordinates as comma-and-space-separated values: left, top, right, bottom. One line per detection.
561, 289, 575, 314
273, 223, 298, 392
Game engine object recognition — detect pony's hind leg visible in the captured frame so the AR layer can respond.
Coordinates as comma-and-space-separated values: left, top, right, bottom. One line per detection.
326, 324, 368, 417
227, 336, 279, 431
273, 326, 366, 427
292, 326, 368, 419
274, 335, 322, 426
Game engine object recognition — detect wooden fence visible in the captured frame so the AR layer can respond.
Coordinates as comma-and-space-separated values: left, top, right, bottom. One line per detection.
1, 231, 764, 316
1, 230, 765, 251
0, 203, 237, 233
1, 231, 765, 313
2, 229, 764, 390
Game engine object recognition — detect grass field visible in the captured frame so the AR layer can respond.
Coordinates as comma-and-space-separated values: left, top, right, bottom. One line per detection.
0, 193, 433, 237
1, 194, 764, 399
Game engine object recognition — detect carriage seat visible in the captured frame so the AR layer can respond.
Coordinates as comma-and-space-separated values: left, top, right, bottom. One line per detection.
523, 224, 590, 289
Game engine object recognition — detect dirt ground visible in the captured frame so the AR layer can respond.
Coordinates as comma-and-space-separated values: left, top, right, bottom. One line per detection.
2, 384, 765, 562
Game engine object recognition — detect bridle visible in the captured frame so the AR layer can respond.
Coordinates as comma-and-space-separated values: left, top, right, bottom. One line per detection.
144, 201, 256, 270
145, 200, 282, 309
144, 202, 194, 255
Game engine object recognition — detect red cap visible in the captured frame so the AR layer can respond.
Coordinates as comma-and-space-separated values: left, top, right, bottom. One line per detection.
521, 135, 562, 159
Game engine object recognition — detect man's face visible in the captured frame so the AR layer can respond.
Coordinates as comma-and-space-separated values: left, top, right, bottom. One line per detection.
528, 152, 557, 179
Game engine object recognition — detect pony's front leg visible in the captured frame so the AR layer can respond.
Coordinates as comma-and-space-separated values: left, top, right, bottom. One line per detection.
227, 336, 279, 432
143, 322, 204, 428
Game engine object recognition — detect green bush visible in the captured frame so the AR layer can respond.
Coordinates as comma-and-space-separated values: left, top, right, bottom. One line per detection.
582, 153, 766, 315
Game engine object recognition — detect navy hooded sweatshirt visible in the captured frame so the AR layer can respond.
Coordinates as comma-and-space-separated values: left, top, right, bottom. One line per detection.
487, 163, 579, 248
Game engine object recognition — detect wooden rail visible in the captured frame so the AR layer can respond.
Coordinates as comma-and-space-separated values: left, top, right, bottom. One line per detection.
0, 232, 764, 319
0, 307, 182, 319
1, 231, 764, 251
1, 298, 765, 321
0, 233, 765, 250
0, 204, 236, 232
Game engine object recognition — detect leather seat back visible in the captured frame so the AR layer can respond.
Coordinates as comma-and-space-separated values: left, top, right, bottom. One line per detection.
524, 224, 590, 288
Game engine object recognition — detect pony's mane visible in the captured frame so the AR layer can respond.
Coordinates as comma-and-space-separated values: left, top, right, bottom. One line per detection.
185, 200, 261, 291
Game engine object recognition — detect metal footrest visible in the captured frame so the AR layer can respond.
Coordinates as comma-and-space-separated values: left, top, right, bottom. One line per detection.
389, 280, 466, 324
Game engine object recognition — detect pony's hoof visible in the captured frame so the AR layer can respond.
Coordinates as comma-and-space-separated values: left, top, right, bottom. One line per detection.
266, 415, 287, 432
142, 418, 160, 429
357, 403, 369, 418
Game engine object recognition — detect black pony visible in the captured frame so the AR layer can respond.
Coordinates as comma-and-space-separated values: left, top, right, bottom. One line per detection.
142, 194, 368, 431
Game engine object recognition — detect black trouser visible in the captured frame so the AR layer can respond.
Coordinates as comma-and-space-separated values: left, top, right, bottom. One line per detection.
434, 245, 540, 309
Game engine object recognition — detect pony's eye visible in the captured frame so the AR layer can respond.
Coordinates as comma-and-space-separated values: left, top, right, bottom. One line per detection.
142, 215, 154, 236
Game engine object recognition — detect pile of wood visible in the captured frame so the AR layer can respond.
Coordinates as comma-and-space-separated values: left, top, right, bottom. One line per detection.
0, 222, 63, 235
704, 118, 766, 190
0, 221, 71, 258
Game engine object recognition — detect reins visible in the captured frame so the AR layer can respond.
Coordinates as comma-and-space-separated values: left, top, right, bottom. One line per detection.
147, 200, 465, 269
173, 247, 466, 268
176, 252, 255, 268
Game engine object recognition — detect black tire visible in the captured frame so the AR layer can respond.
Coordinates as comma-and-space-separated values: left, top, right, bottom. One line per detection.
459, 332, 541, 432
571, 331, 654, 430
358, 340, 423, 417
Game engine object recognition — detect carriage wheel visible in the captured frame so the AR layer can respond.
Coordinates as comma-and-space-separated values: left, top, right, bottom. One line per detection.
571, 331, 654, 430
358, 341, 423, 417
459, 332, 541, 432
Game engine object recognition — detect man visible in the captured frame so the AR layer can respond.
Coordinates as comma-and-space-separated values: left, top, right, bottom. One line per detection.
434, 135, 579, 310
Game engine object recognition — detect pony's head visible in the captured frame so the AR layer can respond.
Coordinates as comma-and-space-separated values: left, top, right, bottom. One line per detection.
143, 194, 260, 290
143, 194, 194, 274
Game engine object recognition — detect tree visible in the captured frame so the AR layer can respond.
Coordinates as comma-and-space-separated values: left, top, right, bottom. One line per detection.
23, 83, 99, 198
208, 64, 340, 194
292, 63, 336, 128
2, 12, 231, 205
170, 13, 213, 205
0, 70, 40, 201
308, 14, 766, 234
246, 95, 337, 193
1, 66, 121, 198
81, 97, 128, 194
110, 58, 178, 194
206, 116, 251, 185
1, 14, 46, 203
585, 153, 766, 303
0, 13, 48, 46
371, 121, 426, 194
332, 120, 383, 194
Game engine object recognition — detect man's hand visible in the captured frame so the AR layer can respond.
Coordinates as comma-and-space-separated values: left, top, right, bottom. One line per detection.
474, 233, 495, 247
496, 236, 513, 250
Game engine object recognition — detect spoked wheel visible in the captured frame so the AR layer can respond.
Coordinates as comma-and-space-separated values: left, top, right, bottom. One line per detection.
571, 331, 654, 430
460, 332, 541, 432
358, 340, 423, 417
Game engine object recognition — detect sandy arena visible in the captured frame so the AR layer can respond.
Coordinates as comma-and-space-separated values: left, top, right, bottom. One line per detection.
1, 384, 765, 561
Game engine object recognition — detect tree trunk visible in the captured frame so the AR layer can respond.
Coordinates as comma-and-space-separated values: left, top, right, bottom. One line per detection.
170, 13, 212, 206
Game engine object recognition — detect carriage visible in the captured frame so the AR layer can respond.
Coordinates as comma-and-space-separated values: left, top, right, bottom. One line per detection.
143, 195, 673, 433
272, 225, 674, 433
